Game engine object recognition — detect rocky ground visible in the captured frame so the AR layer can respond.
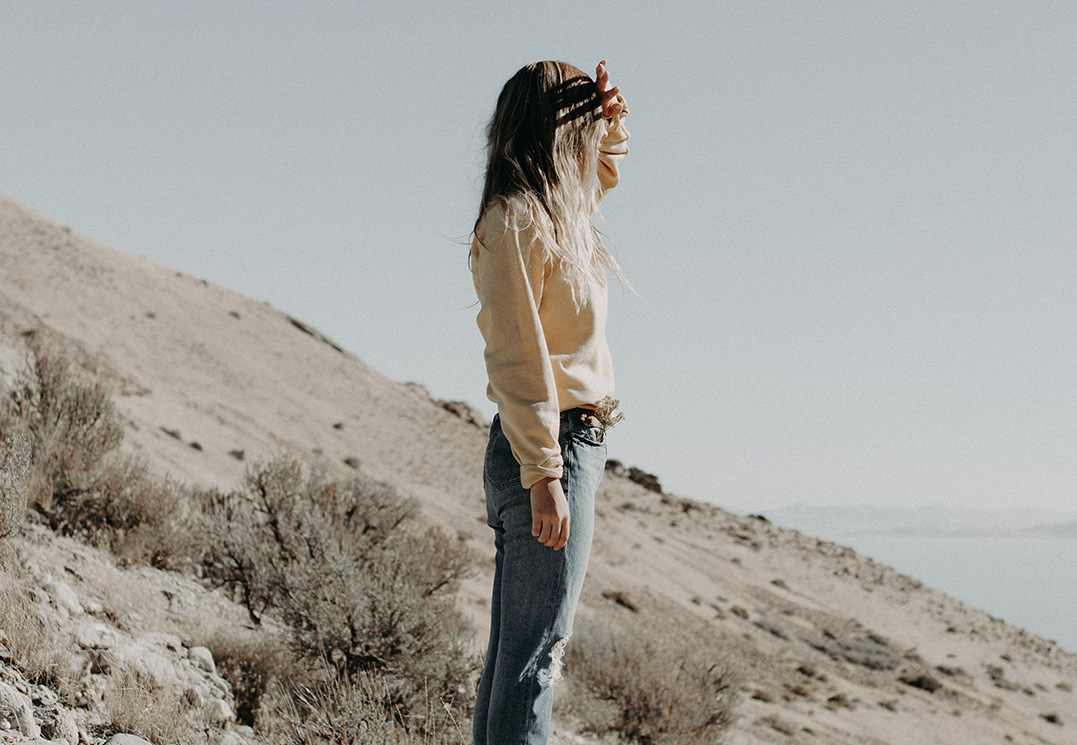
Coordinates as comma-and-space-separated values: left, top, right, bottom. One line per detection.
1, 524, 262, 744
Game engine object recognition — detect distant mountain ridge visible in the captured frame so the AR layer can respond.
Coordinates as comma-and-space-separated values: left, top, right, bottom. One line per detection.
767, 504, 1077, 538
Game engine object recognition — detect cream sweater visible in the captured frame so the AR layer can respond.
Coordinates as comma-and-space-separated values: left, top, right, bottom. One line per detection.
471, 106, 629, 489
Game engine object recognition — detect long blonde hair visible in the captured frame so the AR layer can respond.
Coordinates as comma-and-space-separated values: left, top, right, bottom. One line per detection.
475, 61, 624, 297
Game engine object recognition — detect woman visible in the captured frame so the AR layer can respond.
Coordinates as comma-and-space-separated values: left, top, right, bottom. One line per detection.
470, 59, 629, 745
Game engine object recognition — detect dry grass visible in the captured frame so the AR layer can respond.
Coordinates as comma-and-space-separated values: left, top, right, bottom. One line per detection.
100, 667, 208, 745
257, 669, 405, 745
256, 662, 470, 745
0, 546, 82, 695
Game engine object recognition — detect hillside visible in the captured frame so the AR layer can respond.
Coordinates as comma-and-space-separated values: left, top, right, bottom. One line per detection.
2, 190, 1075, 745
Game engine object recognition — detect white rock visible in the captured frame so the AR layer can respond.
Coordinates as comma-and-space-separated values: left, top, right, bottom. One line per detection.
209, 698, 235, 725
74, 619, 119, 650
0, 681, 40, 739
211, 730, 251, 745
140, 631, 184, 653
108, 640, 178, 686
105, 735, 155, 745
44, 578, 83, 617
188, 646, 216, 674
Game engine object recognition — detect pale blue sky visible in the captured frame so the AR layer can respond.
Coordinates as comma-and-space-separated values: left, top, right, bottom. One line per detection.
4, 1, 1075, 514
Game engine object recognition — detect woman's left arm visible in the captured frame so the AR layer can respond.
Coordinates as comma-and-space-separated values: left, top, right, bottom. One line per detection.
595, 60, 629, 193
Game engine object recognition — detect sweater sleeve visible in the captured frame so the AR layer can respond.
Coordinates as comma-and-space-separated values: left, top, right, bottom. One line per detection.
473, 214, 563, 489
597, 96, 630, 194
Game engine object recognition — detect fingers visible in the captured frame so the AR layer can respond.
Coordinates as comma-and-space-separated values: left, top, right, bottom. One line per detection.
530, 478, 570, 550
553, 519, 570, 551
596, 59, 621, 118
532, 512, 570, 550
534, 515, 570, 549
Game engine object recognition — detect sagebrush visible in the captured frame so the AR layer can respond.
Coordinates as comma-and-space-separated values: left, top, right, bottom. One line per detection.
0, 336, 193, 566
565, 603, 738, 745
199, 456, 476, 739
1, 336, 123, 515
204, 629, 301, 728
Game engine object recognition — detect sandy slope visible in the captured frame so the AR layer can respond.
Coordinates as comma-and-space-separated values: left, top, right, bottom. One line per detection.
2, 191, 1074, 745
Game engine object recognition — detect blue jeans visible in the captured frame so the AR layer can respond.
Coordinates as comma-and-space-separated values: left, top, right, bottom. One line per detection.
473, 409, 606, 745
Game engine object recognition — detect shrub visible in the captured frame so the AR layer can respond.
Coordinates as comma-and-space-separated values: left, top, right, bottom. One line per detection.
204, 629, 301, 728
565, 605, 738, 745
199, 457, 476, 737
52, 456, 195, 569
1, 337, 124, 516
0, 337, 192, 566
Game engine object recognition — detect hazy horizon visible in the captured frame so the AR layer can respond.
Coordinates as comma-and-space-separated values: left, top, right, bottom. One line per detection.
4, 2, 1075, 514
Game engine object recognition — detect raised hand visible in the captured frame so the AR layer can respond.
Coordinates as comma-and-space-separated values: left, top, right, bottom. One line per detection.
595, 60, 623, 119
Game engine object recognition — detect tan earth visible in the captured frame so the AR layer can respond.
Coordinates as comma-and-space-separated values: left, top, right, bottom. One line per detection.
2, 190, 1074, 744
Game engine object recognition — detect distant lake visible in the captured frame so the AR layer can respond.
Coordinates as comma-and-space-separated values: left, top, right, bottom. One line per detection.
822, 534, 1077, 656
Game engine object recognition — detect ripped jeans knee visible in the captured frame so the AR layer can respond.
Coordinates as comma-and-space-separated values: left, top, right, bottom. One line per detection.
537, 636, 570, 687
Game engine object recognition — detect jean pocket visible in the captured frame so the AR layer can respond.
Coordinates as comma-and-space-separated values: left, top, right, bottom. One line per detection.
569, 426, 605, 447
485, 425, 522, 491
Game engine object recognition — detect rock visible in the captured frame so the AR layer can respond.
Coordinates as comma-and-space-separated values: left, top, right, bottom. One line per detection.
188, 646, 216, 674
211, 729, 254, 745
74, 619, 119, 650
44, 577, 83, 617
899, 669, 943, 693
209, 698, 235, 725
105, 735, 155, 745
38, 706, 78, 745
109, 640, 177, 685
140, 631, 184, 654
0, 681, 40, 739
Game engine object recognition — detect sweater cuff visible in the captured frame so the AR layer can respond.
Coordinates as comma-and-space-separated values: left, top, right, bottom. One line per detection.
521, 458, 564, 490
